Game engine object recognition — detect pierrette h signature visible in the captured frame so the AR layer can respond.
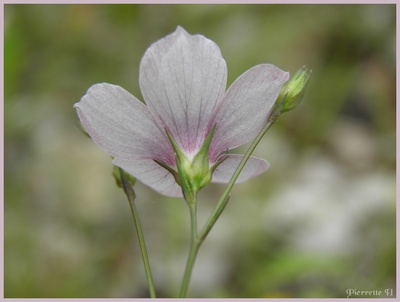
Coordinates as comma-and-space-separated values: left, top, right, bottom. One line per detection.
346, 288, 394, 298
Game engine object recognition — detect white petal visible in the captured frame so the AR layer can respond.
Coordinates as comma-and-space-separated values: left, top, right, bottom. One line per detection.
209, 64, 289, 162
139, 26, 227, 155
74, 83, 175, 166
212, 154, 270, 183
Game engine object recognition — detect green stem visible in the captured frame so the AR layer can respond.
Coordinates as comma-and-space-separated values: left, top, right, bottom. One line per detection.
119, 168, 157, 298
178, 108, 281, 298
179, 197, 201, 298
199, 112, 279, 241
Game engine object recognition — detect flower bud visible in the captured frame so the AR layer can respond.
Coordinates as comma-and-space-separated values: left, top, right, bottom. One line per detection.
278, 66, 311, 113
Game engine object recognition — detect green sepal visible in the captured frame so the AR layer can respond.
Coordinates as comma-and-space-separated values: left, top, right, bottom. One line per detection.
162, 127, 216, 200
165, 129, 189, 167
164, 129, 193, 196
153, 159, 181, 186
189, 125, 215, 192
175, 152, 195, 202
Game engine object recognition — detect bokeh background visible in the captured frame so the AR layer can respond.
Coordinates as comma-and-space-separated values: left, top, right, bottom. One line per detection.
4, 4, 396, 298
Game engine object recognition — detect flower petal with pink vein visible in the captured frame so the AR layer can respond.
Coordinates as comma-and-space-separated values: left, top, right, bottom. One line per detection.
74, 83, 176, 167
209, 64, 289, 162
140, 26, 227, 157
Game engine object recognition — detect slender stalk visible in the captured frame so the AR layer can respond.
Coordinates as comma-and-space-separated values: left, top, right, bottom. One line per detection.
199, 112, 279, 241
119, 168, 157, 298
179, 198, 200, 298
178, 108, 281, 298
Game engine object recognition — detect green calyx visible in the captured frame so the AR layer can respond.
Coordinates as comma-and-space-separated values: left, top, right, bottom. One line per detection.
155, 126, 217, 201
278, 65, 312, 114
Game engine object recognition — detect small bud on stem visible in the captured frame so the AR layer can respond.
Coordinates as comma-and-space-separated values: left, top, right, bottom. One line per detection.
278, 65, 312, 113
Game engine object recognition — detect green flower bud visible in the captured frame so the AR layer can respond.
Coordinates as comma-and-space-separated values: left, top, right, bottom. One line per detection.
278, 65, 312, 113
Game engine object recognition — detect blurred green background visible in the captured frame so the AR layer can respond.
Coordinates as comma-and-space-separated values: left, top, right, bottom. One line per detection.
4, 4, 396, 298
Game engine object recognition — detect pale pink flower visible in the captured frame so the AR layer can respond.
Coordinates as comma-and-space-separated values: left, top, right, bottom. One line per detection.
74, 27, 289, 197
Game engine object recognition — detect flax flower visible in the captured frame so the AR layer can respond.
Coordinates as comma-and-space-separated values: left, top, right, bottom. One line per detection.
74, 27, 289, 197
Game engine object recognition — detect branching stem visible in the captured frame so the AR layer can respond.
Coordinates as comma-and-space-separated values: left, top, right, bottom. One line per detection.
179, 109, 280, 297
119, 168, 157, 298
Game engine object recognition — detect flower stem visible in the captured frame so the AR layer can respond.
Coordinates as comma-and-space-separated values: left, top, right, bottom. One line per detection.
179, 197, 201, 298
119, 168, 157, 298
178, 108, 281, 298
199, 110, 279, 242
